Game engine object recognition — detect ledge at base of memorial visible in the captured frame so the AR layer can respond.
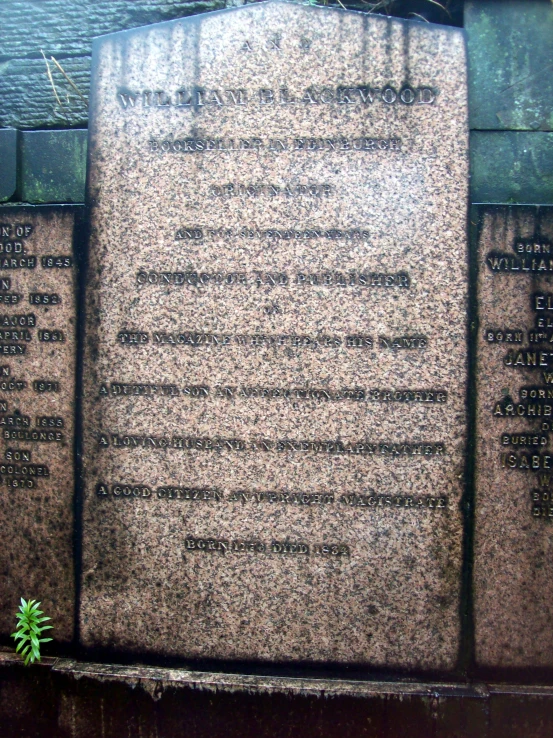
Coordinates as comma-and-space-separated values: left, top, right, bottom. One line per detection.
3, 649, 553, 738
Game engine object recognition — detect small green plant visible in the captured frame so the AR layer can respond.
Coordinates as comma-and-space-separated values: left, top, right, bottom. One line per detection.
11, 599, 53, 666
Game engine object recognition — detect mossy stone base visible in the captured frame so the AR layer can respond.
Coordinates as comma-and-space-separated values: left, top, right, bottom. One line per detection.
0, 129, 17, 202
470, 131, 553, 204
20, 129, 87, 203
466, 0, 553, 131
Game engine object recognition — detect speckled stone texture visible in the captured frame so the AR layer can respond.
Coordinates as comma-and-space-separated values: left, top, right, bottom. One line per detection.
474, 206, 553, 668
81, 1, 468, 669
0, 206, 77, 643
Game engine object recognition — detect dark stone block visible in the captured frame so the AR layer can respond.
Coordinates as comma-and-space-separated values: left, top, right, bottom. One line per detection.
20, 130, 87, 203
466, 0, 553, 131
0, 660, 62, 738
435, 695, 489, 738
489, 693, 553, 738
470, 131, 553, 204
0, 129, 17, 202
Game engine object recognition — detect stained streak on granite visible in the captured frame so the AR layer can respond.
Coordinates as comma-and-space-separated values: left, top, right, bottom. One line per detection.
82, 1, 469, 669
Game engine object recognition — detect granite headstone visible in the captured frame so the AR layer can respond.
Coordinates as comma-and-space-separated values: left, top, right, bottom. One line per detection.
0, 206, 77, 643
81, 1, 469, 668
474, 206, 553, 668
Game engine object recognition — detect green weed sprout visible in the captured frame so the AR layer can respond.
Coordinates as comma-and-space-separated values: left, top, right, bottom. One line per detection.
11, 598, 53, 665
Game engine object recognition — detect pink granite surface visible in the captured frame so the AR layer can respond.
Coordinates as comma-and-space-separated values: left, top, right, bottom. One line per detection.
475, 206, 553, 667
81, 1, 468, 668
0, 207, 76, 643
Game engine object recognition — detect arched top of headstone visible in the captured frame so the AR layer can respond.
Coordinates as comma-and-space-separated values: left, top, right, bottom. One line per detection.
92, 0, 464, 49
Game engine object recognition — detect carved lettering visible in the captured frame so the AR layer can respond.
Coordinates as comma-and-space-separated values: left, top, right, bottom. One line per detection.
122, 85, 434, 109
151, 137, 402, 155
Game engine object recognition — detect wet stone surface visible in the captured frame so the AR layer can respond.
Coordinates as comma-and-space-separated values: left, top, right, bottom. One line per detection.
81, 0, 469, 668
0, 206, 77, 643
0, 129, 17, 203
474, 206, 553, 668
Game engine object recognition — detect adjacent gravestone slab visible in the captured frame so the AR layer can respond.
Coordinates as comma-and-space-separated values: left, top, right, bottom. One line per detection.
474, 206, 553, 668
81, 0, 469, 669
0, 205, 78, 643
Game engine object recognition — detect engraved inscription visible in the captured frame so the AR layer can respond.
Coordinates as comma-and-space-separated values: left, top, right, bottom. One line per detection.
120, 84, 435, 110
208, 183, 333, 197
182, 537, 350, 556
151, 137, 402, 154
38, 330, 65, 342
174, 227, 376, 241
482, 233, 553, 521
33, 380, 60, 393
99, 382, 447, 404
0, 211, 76, 641
0, 257, 36, 270
117, 330, 428, 350
136, 269, 410, 288
81, 5, 469, 665
94, 483, 450, 515
29, 293, 61, 305
99, 433, 445, 456
41, 256, 72, 269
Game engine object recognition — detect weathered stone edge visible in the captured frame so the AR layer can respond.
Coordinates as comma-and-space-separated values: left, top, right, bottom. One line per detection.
4, 651, 552, 698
